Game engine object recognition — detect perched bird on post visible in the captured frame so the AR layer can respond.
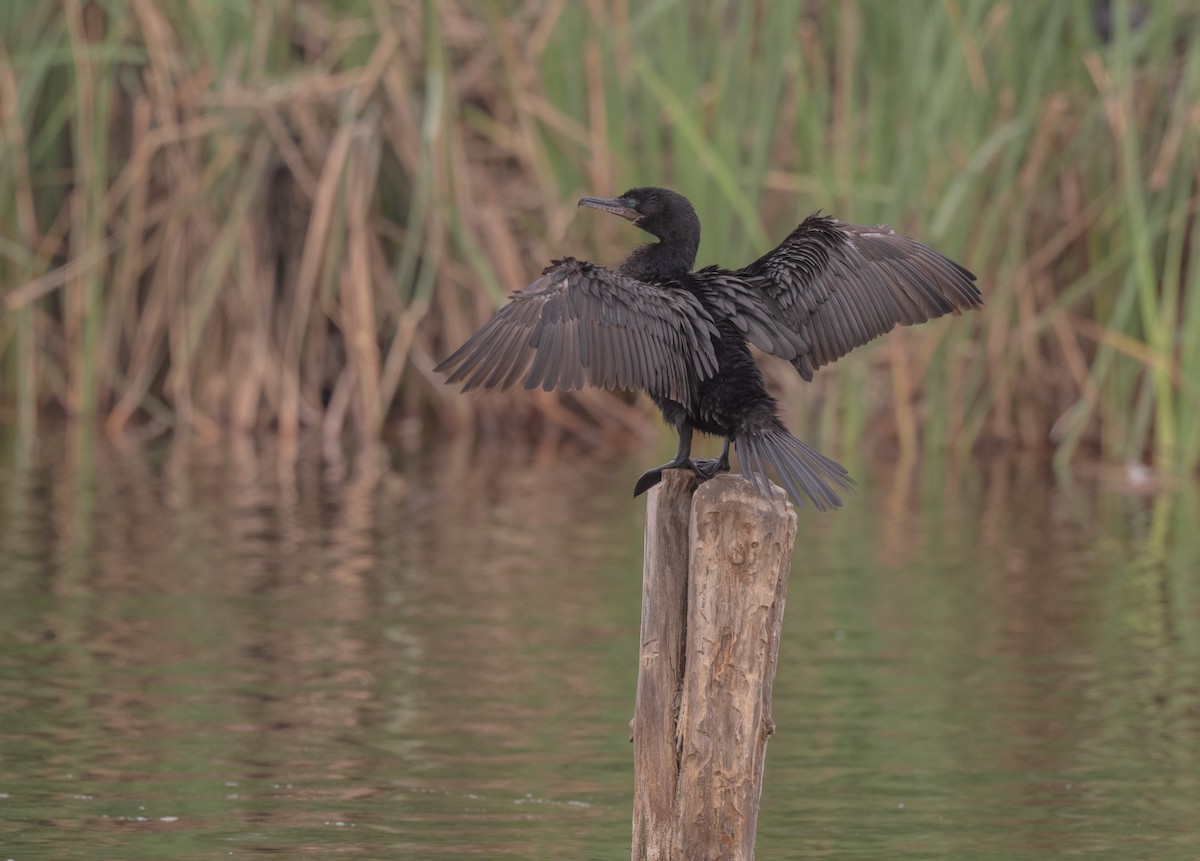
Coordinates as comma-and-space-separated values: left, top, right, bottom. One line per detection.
437, 187, 981, 509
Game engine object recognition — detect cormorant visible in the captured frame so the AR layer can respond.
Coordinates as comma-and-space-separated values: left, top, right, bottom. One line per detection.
436, 188, 981, 509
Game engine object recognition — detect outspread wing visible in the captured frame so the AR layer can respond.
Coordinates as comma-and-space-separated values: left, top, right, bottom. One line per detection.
692, 266, 807, 360
435, 258, 720, 406
737, 215, 982, 380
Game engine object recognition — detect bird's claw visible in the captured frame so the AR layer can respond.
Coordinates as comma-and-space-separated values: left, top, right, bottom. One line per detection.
689, 457, 731, 480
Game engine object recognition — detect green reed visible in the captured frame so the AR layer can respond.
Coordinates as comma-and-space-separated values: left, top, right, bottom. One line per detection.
1, 0, 1198, 473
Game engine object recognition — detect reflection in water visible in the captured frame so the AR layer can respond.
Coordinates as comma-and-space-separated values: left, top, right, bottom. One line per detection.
770, 455, 1200, 859
0, 429, 1198, 859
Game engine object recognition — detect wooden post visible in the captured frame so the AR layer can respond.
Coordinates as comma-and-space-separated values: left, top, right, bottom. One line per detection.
631, 469, 700, 858
632, 471, 798, 861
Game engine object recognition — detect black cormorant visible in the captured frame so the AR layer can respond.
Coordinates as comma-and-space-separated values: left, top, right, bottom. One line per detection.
436, 187, 981, 509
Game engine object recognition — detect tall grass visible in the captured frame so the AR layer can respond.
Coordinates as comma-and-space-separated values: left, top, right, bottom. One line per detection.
1, 1, 1198, 471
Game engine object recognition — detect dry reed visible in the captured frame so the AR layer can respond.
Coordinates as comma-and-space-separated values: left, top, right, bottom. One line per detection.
0, 0, 1198, 472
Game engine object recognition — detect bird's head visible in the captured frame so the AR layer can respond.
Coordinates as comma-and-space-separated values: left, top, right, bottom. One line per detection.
578, 187, 700, 247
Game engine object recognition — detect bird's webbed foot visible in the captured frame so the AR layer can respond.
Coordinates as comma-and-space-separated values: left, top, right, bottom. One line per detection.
689, 455, 731, 480
689, 438, 732, 481
634, 450, 732, 497
633, 458, 713, 497
633, 425, 700, 497
633, 467, 669, 497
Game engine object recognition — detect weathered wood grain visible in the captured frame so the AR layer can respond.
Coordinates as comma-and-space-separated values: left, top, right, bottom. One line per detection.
631, 469, 700, 860
632, 471, 797, 861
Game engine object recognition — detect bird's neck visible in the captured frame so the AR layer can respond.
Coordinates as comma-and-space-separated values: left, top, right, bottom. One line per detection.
618, 236, 699, 280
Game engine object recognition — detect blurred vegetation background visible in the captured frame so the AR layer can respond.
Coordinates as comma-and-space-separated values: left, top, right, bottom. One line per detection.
1, 0, 1198, 474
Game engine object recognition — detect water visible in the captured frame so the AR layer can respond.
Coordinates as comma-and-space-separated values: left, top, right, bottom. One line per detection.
1, 430, 1199, 859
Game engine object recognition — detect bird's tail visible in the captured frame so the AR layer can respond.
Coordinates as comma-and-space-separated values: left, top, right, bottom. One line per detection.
735, 418, 855, 510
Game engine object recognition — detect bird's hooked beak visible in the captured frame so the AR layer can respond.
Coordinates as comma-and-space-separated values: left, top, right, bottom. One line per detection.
578, 195, 640, 222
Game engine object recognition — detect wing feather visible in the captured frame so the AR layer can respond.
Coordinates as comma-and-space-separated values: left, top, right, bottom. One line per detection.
436, 258, 719, 407
738, 215, 981, 380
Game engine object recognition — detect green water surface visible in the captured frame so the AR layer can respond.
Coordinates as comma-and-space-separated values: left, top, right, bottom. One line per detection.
1, 432, 1198, 859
